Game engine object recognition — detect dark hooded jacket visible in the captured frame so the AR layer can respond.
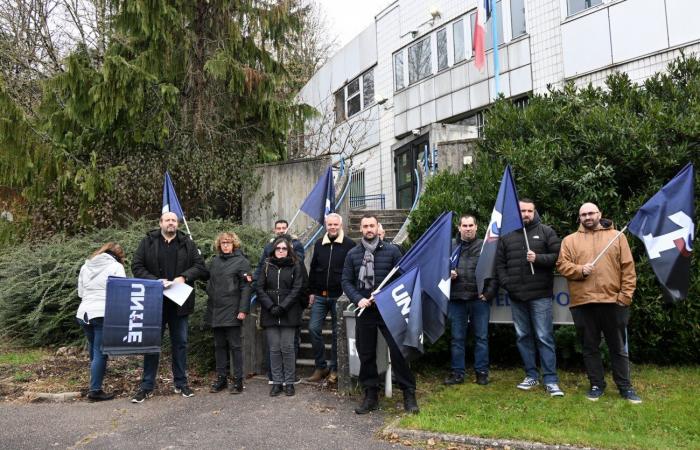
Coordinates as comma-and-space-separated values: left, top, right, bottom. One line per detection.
132, 229, 207, 316
256, 256, 307, 328
450, 236, 498, 301
204, 249, 252, 327
495, 214, 561, 302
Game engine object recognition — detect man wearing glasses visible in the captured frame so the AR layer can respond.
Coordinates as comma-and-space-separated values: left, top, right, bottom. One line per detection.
557, 203, 641, 403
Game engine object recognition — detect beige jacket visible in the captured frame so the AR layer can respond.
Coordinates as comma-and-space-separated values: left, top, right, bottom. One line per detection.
556, 219, 636, 307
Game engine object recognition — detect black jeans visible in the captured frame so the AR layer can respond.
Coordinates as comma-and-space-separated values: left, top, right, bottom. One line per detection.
355, 306, 415, 391
213, 326, 243, 379
570, 303, 632, 391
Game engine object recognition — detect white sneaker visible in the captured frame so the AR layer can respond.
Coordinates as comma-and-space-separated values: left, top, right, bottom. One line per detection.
516, 376, 540, 390
545, 383, 564, 397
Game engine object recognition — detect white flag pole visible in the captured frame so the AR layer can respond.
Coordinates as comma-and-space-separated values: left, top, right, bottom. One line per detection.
522, 229, 535, 275
287, 209, 302, 234
357, 265, 400, 317
591, 226, 628, 266
385, 348, 393, 398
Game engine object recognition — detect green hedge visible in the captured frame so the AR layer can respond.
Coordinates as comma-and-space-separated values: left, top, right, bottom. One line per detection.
0, 219, 269, 371
410, 55, 700, 365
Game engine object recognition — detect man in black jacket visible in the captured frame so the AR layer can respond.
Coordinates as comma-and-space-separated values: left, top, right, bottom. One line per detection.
342, 214, 419, 414
496, 199, 564, 397
306, 213, 355, 383
445, 215, 497, 386
130, 212, 207, 403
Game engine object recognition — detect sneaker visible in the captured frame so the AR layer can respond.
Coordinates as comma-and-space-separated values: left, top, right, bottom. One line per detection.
229, 379, 243, 395
131, 388, 153, 403
516, 377, 539, 390
545, 383, 565, 397
174, 385, 195, 398
620, 389, 642, 404
87, 389, 115, 402
476, 372, 489, 386
586, 385, 604, 401
443, 373, 464, 385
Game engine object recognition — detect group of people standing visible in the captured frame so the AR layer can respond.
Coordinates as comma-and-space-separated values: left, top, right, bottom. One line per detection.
445, 199, 641, 404
75, 198, 642, 411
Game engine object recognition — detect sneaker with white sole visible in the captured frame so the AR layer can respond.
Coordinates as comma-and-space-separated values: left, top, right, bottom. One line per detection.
586, 385, 604, 401
516, 376, 539, 390
131, 388, 153, 403
174, 385, 194, 397
620, 389, 642, 404
545, 383, 565, 397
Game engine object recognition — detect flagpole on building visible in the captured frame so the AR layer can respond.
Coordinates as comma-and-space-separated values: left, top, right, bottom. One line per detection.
491, 0, 500, 95
591, 226, 628, 266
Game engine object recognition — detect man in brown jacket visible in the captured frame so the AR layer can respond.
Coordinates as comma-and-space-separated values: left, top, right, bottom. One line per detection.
557, 202, 642, 404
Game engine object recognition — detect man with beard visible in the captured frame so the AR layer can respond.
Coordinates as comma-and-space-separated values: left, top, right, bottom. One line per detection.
496, 199, 564, 397
444, 215, 497, 386
342, 214, 419, 414
557, 203, 641, 403
131, 212, 207, 403
306, 213, 355, 383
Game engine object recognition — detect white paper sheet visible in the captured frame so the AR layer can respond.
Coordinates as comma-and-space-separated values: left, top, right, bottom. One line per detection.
163, 282, 193, 306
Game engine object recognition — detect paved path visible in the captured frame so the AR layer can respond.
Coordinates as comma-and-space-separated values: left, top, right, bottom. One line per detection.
0, 379, 407, 449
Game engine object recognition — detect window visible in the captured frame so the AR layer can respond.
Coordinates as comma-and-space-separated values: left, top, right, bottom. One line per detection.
335, 68, 376, 123
394, 52, 405, 90
363, 70, 374, 106
470, 1, 504, 52
408, 37, 432, 84
437, 28, 448, 71
510, 0, 526, 38
567, 0, 602, 16
453, 19, 466, 63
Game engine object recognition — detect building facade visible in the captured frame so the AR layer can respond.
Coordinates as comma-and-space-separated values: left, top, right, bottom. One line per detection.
297, 0, 700, 210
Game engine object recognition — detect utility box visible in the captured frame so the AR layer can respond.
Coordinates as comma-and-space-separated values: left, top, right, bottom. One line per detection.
343, 308, 388, 376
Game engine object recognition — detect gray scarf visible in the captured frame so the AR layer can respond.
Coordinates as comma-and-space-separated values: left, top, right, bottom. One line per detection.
358, 236, 379, 291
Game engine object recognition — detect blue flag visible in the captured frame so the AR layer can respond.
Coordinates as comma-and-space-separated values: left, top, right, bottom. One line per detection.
103, 277, 164, 355
397, 211, 453, 343
374, 267, 424, 359
450, 244, 461, 269
162, 171, 184, 220
300, 166, 335, 224
628, 163, 695, 303
475, 165, 524, 293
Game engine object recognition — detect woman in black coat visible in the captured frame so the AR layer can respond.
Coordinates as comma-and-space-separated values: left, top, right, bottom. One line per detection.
256, 236, 306, 396
205, 231, 252, 394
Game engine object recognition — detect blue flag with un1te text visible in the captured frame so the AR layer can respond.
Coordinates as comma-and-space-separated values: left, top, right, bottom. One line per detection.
103, 277, 163, 355
475, 165, 523, 294
300, 166, 335, 224
628, 163, 695, 303
374, 267, 424, 359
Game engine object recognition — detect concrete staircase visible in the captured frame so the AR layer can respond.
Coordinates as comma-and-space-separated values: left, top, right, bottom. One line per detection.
347, 209, 410, 241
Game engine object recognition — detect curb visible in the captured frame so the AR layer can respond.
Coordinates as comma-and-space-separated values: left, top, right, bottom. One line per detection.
383, 418, 596, 450
26, 392, 81, 403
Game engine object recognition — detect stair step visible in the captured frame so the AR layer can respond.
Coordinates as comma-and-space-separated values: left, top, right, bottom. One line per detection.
299, 342, 332, 350
299, 329, 333, 336
296, 358, 316, 367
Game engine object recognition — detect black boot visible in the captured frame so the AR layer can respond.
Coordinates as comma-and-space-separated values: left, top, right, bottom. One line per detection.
210, 375, 227, 393
354, 388, 379, 415
285, 384, 295, 396
270, 384, 283, 397
229, 378, 243, 394
476, 372, 489, 385
403, 389, 420, 414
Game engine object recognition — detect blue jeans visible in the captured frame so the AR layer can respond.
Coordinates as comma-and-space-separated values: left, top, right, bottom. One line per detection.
510, 297, 559, 384
308, 296, 338, 371
141, 312, 189, 391
448, 300, 490, 376
78, 317, 107, 392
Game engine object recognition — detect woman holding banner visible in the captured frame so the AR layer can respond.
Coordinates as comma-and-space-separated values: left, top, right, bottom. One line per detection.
205, 231, 252, 394
76, 242, 126, 401
257, 236, 306, 397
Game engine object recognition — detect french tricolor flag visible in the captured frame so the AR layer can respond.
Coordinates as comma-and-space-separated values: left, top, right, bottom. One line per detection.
473, 0, 491, 71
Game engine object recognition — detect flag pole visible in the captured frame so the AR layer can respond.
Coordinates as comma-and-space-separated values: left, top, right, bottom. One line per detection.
357, 265, 401, 317
287, 209, 302, 234
182, 215, 193, 240
591, 225, 628, 266
522, 229, 535, 274
385, 348, 393, 398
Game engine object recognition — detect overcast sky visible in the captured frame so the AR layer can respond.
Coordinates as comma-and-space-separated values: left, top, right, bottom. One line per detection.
317, 0, 392, 49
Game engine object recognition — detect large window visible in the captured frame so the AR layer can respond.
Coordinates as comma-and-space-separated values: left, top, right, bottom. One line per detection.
567, 0, 602, 16
470, 1, 504, 52
393, 52, 405, 90
510, 0, 526, 38
437, 28, 448, 71
408, 37, 432, 84
334, 68, 375, 123
453, 19, 466, 63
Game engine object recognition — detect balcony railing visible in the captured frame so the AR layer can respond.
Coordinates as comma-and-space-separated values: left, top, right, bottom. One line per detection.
349, 193, 385, 210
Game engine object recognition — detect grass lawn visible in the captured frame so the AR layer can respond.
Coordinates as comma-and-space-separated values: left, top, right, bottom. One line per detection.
399, 366, 700, 450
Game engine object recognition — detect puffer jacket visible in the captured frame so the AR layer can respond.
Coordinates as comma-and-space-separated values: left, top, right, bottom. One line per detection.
496, 215, 561, 301
556, 219, 636, 307
76, 253, 126, 321
450, 236, 498, 301
204, 250, 253, 327
257, 257, 306, 328
341, 239, 402, 304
